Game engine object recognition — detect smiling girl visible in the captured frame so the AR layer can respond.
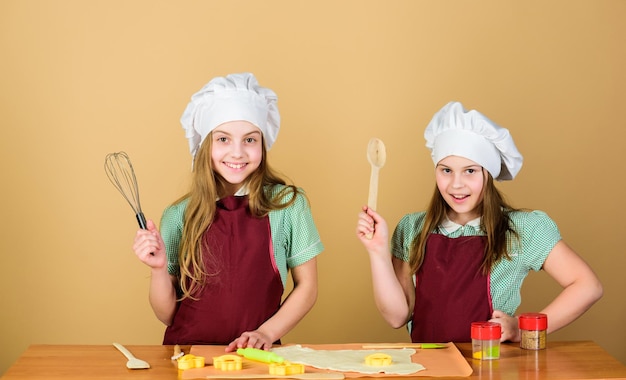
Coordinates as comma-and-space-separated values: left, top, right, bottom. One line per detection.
132, 73, 323, 351
356, 101, 602, 343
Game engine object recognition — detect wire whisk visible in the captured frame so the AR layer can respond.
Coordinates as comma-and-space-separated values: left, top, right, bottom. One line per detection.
104, 151, 147, 230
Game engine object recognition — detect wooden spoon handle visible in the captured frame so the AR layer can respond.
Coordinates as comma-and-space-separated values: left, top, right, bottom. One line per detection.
205, 374, 345, 379
365, 166, 379, 239
368, 166, 379, 211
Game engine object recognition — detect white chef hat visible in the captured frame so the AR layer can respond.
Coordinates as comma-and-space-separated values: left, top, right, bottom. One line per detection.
180, 72, 280, 160
424, 101, 523, 181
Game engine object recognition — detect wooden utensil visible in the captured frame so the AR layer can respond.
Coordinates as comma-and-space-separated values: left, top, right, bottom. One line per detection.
113, 342, 150, 369
362, 343, 447, 349
205, 374, 345, 379
365, 138, 386, 239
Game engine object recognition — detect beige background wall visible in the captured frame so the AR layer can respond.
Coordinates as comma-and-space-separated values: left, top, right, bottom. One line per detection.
1, 0, 625, 374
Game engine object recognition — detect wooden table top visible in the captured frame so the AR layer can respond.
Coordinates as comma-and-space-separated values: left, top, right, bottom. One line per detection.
2, 341, 625, 379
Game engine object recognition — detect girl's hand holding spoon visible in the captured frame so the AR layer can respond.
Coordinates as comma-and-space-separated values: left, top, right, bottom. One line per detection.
365, 138, 386, 239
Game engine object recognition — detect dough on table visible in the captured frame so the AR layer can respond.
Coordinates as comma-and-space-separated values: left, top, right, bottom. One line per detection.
272, 345, 425, 375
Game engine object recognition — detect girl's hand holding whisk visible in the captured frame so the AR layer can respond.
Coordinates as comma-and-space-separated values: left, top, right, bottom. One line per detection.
133, 219, 166, 269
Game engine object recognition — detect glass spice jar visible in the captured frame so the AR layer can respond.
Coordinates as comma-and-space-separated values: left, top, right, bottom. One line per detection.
471, 322, 501, 360
519, 313, 548, 350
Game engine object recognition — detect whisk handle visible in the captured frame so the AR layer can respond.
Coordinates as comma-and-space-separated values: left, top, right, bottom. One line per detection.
136, 212, 148, 230
135, 212, 153, 255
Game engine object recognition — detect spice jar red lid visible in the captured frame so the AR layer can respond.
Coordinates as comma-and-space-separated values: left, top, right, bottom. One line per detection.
471, 322, 502, 340
519, 313, 548, 330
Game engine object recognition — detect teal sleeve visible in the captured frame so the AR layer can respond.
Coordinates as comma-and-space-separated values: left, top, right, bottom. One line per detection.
269, 187, 324, 285
391, 212, 426, 262
512, 210, 562, 271
159, 200, 187, 276
273, 188, 324, 267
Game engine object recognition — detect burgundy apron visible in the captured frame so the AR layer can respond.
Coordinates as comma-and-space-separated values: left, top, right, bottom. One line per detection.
163, 195, 284, 345
410, 234, 493, 343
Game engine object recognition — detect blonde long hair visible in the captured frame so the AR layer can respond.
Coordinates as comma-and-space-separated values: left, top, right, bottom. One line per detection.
408, 170, 519, 275
174, 134, 299, 300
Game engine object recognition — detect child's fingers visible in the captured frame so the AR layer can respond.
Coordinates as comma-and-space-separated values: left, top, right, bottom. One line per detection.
225, 335, 252, 352
133, 230, 155, 250
146, 219, 159, 232
224, 338, 240, 352
134, 240, 157, 260
225, 331, 271, 352
365, 207, 384, 224
356, 223, 375, 240
491, 310, 506, 318
132, 229, 165, 265
356, 216, 375, 231
489, 310, 519, 342
357, 210, 376, 228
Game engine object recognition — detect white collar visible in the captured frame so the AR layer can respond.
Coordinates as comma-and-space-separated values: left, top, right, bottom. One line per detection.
441, 215, 481, 234
234, 185, 249, 196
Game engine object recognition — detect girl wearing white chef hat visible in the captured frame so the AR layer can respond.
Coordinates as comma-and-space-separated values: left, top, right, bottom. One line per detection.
132, 73, 323, 351
357, 101, 602, 343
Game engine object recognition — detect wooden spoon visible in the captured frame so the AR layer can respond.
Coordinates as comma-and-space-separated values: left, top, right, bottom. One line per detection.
365, 138, 386, 239
205, 374, 345, 379
113, 343, 150, 369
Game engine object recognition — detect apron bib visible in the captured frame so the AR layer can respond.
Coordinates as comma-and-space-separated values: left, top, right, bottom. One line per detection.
410, 234, 493, 343
163, 195, 283, 345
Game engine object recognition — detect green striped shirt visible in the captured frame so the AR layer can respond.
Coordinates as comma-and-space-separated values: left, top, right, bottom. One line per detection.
391, 210, 561, 315
159, 185, 324, 287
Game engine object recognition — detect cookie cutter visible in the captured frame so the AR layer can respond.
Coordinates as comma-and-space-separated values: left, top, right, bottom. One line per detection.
177, 354, 205, 370
213, 354, 243, 371
365, 353, 393, 366
269, 361, 305, 376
